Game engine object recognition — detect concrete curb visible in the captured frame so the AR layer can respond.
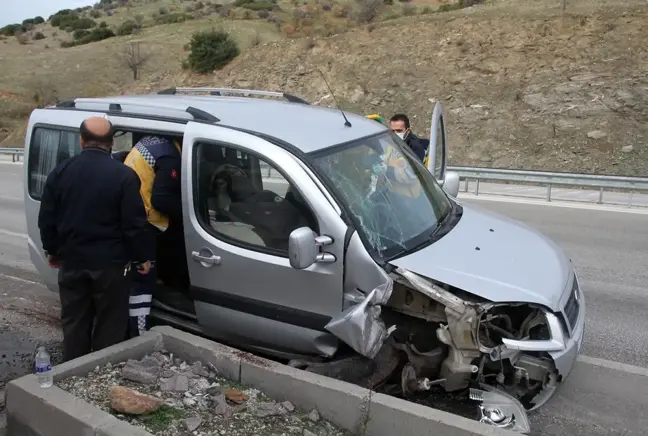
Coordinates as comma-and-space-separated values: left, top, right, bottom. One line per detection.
6, 327, 516, 436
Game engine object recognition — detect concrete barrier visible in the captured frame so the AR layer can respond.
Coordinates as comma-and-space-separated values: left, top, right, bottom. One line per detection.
5, 326, 517, 436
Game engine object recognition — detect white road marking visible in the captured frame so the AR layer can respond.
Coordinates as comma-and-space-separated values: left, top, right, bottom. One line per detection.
0, 160, 23, 165
458, 193, 648, 214
0, 272, 44, 286
0, 229, 28, 239
577, 355, 648, 377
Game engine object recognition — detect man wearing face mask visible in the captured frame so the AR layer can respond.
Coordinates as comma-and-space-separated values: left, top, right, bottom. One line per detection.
389, 113, 427, 163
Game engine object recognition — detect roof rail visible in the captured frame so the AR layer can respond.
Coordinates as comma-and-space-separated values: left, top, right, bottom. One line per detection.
52, 98, 220, 122
157, 87, 310, 105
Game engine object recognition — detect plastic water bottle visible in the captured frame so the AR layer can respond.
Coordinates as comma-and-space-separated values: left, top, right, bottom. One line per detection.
35, 346, 53, 388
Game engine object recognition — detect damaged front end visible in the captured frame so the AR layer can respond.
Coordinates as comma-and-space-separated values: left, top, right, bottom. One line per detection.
310, 261, 570, 434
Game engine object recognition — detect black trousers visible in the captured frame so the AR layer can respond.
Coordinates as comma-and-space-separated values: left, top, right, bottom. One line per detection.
58, 264, 130, 362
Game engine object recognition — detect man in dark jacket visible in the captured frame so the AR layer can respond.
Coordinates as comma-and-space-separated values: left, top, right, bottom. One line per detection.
38, 116, 155, 362
389, 113, 427, 163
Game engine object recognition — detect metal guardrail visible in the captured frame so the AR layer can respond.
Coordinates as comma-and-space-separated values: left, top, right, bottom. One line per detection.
3, 147, 647, 206
0, 148, 24, 162
447, 166, 648, 206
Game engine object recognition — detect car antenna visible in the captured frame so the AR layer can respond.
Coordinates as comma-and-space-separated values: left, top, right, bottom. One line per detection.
317, 69, 351, 128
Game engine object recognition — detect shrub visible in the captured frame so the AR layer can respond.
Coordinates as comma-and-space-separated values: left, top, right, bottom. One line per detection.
34, 16, 45, 24
185, 28, 240, 73
281, 23, 297, 36
438, 2, 462, 12
99, 21, 108, 28
421, 5, 432, 14
73, 29, 90, 39
62, 27, 115, 47
117, 20, 138, 35
33, 31, 46, 40
257, 9, 270, 18
159, 6, 169, 14
89, 10, 102, 18
352, 0, 382, 23
331, 4, 349, 17
156, 13, 192, 24
242, 1, 275, 11
1, 24, 26, 36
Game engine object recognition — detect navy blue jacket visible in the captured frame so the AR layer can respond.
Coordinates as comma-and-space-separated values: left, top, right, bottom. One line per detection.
38, 147, 155, 270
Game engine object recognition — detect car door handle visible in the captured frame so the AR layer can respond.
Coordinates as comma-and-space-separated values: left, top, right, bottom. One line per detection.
191, 251, 221, 266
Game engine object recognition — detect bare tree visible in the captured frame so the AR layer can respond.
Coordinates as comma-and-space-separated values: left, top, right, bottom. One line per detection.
123, 42, 150, 80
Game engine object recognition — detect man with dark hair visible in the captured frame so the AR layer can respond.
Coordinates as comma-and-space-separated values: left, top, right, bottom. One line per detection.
38, 116, 155, 362
389, 113, 427, 163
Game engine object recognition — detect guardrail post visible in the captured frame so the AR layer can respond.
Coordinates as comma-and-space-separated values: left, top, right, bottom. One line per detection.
464, 178, 469, 193
628, 191, 633, 208
547, 184, 552, 202
598, 188, 604, 204
475, 179, 480, 196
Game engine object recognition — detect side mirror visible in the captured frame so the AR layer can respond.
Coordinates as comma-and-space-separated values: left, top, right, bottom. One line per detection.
441, 171, 460, 198
288, 227, 335, 270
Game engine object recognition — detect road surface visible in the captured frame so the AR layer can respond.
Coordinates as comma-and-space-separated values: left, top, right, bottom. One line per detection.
1, 161, 648, 436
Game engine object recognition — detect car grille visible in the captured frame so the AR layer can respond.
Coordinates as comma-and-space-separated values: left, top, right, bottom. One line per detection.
563, 278, 580, 331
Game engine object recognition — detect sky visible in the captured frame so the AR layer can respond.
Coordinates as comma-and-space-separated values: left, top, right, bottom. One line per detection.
0, 0, 96, 27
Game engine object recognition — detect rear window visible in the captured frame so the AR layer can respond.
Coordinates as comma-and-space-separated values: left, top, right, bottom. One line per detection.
28, 127, 81, 200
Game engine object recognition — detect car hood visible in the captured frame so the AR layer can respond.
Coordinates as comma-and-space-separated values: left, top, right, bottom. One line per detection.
389, 203, 572, 311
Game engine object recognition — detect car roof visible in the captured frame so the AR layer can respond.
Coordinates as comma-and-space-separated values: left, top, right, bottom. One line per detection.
64, 94, 388, 154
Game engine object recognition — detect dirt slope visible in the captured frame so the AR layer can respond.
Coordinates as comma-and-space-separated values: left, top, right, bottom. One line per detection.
189, 0, 648, 175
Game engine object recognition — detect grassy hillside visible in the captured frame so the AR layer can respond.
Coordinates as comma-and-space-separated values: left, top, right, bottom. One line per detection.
1, 0, 647, 175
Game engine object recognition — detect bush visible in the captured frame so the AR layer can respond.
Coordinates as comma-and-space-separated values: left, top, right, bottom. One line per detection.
185, 28, 240, 73
89, 10, 102, 18
34, 16, 45, 24
257, 9, 270, 18
240, 0, 275, 11
62, 27, 115, 47
117, 20, 138, 35
1, 24, 26, 36
73, 29, 90, 39
352, 0, 382, 23
331, 4, 349, 17
155, 13, 192, 24
438, 2, 462, 12
99, 21, 108, 28
32, 31, 46, 40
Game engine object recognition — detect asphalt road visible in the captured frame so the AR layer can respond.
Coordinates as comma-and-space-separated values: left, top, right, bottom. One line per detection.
1, 161, 648, 436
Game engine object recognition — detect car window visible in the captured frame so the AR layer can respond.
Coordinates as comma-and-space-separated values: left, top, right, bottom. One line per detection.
311, 131, 452, 260
28, 127, 81, 200
112, 131, 133, 153
194, 142, 318, 254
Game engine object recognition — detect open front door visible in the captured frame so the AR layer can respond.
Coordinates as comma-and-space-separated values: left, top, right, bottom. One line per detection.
181, 122, 347, 358
426, 101, 447, 181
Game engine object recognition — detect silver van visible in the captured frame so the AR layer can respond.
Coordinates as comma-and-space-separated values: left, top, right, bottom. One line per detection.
24, 88, 585, 431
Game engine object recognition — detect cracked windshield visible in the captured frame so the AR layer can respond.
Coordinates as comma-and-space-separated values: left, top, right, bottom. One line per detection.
313, 132, 452, 259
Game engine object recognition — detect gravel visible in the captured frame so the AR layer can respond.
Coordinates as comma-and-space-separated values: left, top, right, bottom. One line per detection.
57, 351, 352, 436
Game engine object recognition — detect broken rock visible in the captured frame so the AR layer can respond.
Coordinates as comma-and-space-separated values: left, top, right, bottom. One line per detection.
184, 415, 202, 432
213, 393, 233, 418
308, 409, 321, 422
587, 130, 607, 139
253, 401, 289, 417
160, 374, 189, 392
191, 361, 210, 377
121, 356, 161, 385
281, 401, 296, 412
110, 386, 163, 415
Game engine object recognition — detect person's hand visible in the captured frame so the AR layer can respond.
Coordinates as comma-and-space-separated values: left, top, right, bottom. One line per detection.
47, 255, 59, 269
137, 260, 152, 275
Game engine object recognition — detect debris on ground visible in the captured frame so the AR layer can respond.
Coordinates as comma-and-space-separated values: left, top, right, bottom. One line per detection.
57, 351, 351, 436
